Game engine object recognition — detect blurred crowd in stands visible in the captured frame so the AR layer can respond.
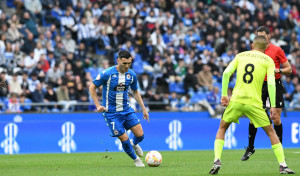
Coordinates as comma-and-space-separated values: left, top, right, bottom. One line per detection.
0, 0, 300, 115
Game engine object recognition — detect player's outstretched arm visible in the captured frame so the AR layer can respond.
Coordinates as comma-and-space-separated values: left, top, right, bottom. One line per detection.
89, 83, 105, 112
132, 89, 149, 122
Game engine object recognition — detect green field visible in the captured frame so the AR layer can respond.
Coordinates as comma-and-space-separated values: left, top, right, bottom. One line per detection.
0, 149, 299, 176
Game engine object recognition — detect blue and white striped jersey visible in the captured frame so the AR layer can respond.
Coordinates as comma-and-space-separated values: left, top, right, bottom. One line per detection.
93, 66, 138, 113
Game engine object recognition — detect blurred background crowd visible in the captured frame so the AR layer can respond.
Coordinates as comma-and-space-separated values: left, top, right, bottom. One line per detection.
0, 0, 300, 115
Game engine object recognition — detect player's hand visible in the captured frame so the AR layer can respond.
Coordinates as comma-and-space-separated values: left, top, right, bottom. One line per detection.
221, 96, 229, 107
270, 107, 277, 120
96, 105, 106, 112
142, 108, 149, 123
274, 68, 280, 73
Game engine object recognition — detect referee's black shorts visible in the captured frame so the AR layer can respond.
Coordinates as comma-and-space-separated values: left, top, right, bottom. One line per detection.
262, 79, 285, 108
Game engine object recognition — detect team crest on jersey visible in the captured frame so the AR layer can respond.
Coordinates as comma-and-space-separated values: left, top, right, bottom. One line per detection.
127, 74, 131, 79
114, 83, 126, 91
114, 130, 119, 135
96, 74, 101, 80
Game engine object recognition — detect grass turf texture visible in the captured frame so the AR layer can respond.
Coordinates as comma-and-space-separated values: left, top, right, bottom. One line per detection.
0, 149, 299, 176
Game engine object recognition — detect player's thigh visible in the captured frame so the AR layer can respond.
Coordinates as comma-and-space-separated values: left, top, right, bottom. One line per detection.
245, 105, 271, 128
222, 102, 244, 124
124, 113, 143, 136
275, 79, 285, 109
130, 124, 144, 137
104, 114, 126, 137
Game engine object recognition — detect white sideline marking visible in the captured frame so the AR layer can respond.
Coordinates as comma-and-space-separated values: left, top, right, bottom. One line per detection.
293, 152, 300, 153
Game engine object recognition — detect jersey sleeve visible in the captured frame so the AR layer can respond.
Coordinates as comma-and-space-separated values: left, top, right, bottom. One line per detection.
222, 57, 238, 96
93, 70, 108, 87
266, 60, 276, 107
277, 48, 288, 64
130, 72, 138, 90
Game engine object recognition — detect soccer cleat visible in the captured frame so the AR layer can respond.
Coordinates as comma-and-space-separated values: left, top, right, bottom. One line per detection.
130, 139, 143, 157
209, 159, 221, 175
241, 147, 255, 161
134, 157, 145, 167
280, 165, 295, 174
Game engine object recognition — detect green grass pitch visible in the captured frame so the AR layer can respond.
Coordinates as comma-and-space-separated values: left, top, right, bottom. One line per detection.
0, 149, 299, 176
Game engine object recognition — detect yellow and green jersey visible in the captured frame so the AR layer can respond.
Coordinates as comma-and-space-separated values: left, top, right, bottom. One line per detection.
222, 50, 276, 108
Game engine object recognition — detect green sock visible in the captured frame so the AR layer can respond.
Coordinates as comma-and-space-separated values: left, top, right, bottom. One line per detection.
214, 139, 225, 161
272, 143, 285, 163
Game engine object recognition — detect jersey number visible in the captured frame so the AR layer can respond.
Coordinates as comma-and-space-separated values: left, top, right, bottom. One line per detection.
111, 122, 115, 130
243, 64, 254, 84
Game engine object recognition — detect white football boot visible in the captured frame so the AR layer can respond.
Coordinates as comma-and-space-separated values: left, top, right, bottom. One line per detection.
134, 157, 145, 167
130, 139, 143, 157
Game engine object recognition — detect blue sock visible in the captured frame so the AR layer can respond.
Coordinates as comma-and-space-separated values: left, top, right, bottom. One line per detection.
133, 134, 144, 145
122, 139, 137, 160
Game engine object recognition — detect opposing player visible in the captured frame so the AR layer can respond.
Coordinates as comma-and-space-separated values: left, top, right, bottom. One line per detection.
89, 50, 149, 167
241, 26, 292, 161
209, 36, 295, 175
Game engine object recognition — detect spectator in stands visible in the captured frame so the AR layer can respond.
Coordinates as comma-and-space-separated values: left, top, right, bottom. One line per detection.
46, 62, 63, 87
28, 73, 40, 92
0, 71, 9, 102
7, 23, 22, 43
20, 12, 39, 38
206, 86, 221, 109
24, 50, 37, 74
180, 94, 193, 111
30, 83, 46, 111
74, 42, 87, 60
44, 85, 58, 111
5, 93, 21, 113
56, 82, 70, 102
75, 94, 89, 111
149, 93, 165, 111
24, 0, 42, 21
175, 59, 186, 82
197, 64, 213, 91
283, 76, 294, 96
290, 84, 300, 110
60, 8, 77, 39
19, 93, 32, 112
169, 92, 179, 111
138, 72, 153, 97
183, 67, 199, 93
62, 31, 76, 53
4, 42, 14, 72
8, 73, 22, 96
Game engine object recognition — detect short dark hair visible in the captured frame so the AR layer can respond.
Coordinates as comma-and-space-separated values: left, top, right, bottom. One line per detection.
256, 26, 270, 34
253, 35, 267, 50
118, 50, 132, 59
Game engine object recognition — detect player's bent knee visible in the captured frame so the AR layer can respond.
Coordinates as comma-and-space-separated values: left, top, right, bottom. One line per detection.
118, 133, 129, 142
273, 118, 281, 125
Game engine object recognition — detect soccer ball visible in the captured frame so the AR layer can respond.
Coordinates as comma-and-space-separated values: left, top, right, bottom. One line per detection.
145, 150, 162, 167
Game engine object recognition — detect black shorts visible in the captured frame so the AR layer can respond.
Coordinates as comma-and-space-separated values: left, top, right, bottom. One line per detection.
262, 79, 284, 108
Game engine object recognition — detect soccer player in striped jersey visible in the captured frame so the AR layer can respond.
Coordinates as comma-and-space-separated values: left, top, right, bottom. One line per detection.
89, 50, 149, 167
